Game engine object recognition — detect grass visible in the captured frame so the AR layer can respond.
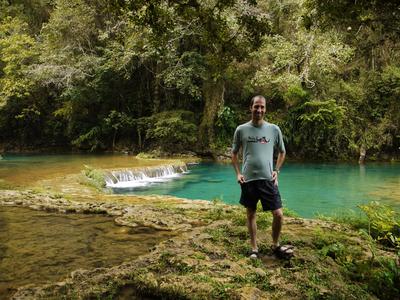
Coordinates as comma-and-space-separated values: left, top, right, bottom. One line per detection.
205, 224, 249, 259
231, 273, 274, 292
80, 165, 107, 191
213, 207, 398, 299
202, 200, 398, 298
316, 209, 369, 229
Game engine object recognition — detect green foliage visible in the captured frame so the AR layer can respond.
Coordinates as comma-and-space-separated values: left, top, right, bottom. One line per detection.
288, 99, 348, 159
367, 257, 400, 300
345, 252, 400, 300
358, 201, 400, 248
316, 210, 368, 229
41, 0, 97, 52
316, 202, 400, 299
0, 16, 38, 106
157, 251, 194, 275
283, 85, 309, 107
362, 66, 400, 152
312, 227, 341, 250
72, 127, 105, 151
207, 198, 225, 221
135, 150, 163, 159
233, 272, 273, 291
161, 51, 206, 100
252, 24, 353, 93
103, 110, 134, 150
319, 242, 346, 260
215, 106, 238, 148
15, 105, 41, 122
283, 206, 299, 218
206, 224, 249, 259
145, 110, 197, 153
81, 165, 106, 191
103, 110, 132, 132
256, 211, 273, 230
298, 100, 345, 125
0, 0, 399, 158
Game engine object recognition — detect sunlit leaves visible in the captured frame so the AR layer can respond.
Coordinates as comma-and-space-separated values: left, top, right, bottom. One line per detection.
0, 16, 38, 105
29, 0, 101, 90
41, 0, 96, 53
359, 201, 400, 248
252, 30, 353, 94
298, 100, 345, 128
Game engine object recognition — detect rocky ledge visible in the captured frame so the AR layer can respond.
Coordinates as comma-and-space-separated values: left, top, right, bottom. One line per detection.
0, 190, 211, 231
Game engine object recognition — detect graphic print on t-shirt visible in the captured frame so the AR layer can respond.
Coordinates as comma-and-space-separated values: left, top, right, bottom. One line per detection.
247, 136, 270, 144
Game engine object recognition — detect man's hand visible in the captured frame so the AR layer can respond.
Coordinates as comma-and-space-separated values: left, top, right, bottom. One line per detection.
237, 174, 245, 184
272, 171, 279, 186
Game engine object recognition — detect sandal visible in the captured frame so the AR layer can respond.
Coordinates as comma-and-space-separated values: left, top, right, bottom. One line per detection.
272, 245, 294, 259
249, 250, 259, 259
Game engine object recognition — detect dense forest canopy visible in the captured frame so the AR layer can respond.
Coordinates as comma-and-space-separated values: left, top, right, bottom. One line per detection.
0, 0, 399, 160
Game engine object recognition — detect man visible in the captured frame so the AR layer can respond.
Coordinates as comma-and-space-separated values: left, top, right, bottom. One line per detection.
231, 95, 293, 259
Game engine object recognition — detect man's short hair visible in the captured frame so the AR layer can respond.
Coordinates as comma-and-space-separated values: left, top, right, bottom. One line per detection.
250, 95, 266, 107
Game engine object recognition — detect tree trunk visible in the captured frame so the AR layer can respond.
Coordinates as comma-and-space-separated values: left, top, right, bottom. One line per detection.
137, 128, 142, 151
359, 144, 366, 164
198, 79, 225, 152
153, 61, 161, 114
112, 130, 117, 152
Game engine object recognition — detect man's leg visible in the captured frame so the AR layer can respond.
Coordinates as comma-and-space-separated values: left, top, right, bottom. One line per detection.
246, 207, 258, 251
271, 208, 283, 247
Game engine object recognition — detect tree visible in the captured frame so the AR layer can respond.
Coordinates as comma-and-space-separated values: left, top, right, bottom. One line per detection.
31, 0, 105, 144
120, 0, 271, 152
249, 0, 354, 158
305, 0, 400, 159
0, 16, 38, 107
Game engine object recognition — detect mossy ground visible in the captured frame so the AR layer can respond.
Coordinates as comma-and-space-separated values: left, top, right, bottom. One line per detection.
2, 158, 399, 300
7, 198, 398, 300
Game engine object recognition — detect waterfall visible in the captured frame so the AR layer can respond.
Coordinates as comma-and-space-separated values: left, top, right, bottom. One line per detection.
104, 164, 188, 188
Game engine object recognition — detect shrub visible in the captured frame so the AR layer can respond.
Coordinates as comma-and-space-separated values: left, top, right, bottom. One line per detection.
81, 165, 106, 190
145, 110, 197, 153
72, 126, 106, 151
358, 201, 400, 248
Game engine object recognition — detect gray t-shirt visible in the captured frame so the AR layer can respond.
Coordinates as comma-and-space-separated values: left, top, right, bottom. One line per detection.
232, 121, 285, 182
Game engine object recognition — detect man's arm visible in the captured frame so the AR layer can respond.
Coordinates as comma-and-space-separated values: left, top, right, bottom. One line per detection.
232, 151, 245, 184
275, 151, 286, 172
272, 151, 286, 184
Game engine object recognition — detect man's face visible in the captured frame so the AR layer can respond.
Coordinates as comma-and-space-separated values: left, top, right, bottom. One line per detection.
250, 97, 266, 121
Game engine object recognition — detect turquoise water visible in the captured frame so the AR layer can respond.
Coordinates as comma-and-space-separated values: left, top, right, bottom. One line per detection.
1, 154, 399, 218
115, 162, 400, 218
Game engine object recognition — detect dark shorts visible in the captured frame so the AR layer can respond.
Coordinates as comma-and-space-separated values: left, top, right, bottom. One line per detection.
240, 180, 282, 211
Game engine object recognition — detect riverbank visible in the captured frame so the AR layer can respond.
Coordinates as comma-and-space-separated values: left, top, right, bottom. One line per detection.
1, 189, 398, 300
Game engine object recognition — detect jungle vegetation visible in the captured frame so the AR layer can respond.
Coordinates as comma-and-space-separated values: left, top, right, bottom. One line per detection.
0, 0, 399, 160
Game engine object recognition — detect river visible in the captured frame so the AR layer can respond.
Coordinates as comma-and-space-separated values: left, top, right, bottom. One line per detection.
1, 154, 399, 218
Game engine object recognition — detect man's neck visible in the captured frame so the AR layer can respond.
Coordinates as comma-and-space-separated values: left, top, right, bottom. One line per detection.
251, 119, 264, 127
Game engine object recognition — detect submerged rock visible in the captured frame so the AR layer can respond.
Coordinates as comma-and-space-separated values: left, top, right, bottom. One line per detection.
0, 190, 210, 232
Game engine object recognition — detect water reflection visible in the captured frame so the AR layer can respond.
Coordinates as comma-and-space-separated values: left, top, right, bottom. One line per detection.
359, 164, 366, 177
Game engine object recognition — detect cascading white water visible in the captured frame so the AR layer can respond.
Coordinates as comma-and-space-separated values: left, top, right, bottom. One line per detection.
104, 164, 188, 188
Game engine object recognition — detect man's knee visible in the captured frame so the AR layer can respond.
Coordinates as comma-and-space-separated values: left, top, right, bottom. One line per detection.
272, 208, 283, 220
